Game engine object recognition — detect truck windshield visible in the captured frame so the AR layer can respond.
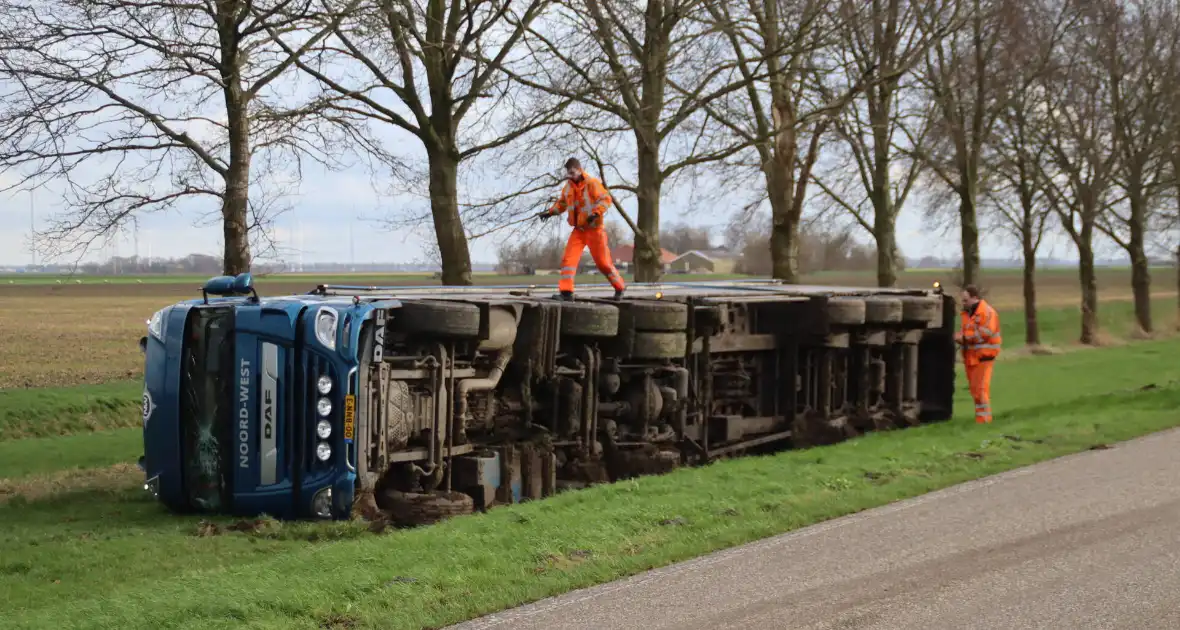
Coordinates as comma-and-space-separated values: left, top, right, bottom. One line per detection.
179, 306, 235, 511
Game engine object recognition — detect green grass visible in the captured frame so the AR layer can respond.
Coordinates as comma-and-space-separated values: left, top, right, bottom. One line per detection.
0, 381, 142, 440
2, 338, 1179, 629
0, 429, 141, 479
1030, 297, 1176, 346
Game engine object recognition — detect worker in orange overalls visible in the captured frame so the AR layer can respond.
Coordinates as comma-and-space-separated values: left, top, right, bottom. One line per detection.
536, 158, 626, 300
954, 285, 1002, 423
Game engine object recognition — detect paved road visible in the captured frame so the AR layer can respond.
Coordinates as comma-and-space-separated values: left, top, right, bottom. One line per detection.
453, 429, 1180, 630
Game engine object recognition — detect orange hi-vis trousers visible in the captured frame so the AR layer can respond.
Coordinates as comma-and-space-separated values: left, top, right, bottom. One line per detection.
965, 360, 994, 423
559, 227, 625, 293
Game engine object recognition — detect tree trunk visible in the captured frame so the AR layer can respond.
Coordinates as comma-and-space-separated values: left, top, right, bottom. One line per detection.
869, 94, 896, 288
427, 146, 473, 286
633, 139, 663, 282
767, 161, 800, 282
1021, 231, 1040, 346
874, 209, 897, 287
1127, 189, 1152, 333
221, 75, 251, 275
871, 177, 897, 287
1077, 230, 1099, 345
958, 190, 981, 286
222, 158, 252, 275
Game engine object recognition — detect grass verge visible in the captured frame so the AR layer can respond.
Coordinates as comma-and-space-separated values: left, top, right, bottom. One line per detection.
0, 429, 141, 479
0, 381, 142, 439
2, 338, 1179, 629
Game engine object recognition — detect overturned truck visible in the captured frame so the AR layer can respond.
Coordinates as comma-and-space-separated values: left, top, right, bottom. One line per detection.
139, 279, 955, 524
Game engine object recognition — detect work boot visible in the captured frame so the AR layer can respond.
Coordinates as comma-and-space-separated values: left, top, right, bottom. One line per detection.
559, 291, 574, 301
613, 288, 625, 301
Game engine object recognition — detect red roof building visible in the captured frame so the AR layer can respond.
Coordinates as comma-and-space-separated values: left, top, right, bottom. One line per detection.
609, 244, 678, 266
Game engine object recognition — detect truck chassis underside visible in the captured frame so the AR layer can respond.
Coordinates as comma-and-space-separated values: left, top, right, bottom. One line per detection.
320, 280, 956, 525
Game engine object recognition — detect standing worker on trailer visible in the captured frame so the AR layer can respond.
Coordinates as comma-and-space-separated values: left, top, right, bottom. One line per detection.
955, 285, 1002, 423
537, 158, 626, 300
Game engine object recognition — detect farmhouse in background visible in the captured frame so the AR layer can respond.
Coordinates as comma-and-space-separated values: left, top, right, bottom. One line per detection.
594, 244, 678, 274
669, 248, 738, 274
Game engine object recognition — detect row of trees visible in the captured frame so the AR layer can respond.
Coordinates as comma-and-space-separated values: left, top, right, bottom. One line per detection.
1, 0, 1178, 343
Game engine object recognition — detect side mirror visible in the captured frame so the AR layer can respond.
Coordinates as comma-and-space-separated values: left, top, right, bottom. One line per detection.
232, 272, 253, 294
202, 272, 258, 303
139, 336, 148, 355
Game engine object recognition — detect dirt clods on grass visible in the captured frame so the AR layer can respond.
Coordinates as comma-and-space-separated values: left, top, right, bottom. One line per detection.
535, 549, 595, 574
319, 613, 359, 629
194, 517, 282, 537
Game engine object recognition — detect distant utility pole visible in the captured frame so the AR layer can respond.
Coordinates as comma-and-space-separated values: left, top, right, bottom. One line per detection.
29, 190, 35, 268
133, 217, 140, 272
349, 220, 355, 272
297, 219, 304, 272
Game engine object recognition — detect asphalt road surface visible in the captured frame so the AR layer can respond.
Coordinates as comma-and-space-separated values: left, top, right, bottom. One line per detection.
453, 429, 1180, 630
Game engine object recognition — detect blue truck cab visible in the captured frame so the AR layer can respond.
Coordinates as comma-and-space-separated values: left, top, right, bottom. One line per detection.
141, 273, 380, 519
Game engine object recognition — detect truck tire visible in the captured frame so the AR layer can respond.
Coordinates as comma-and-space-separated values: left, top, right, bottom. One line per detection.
863, 297, 903, 324
624, 300, 689, 331
378, 490, 475, 526
631, 332, 687, 360
900, 296, 943, 326
394, 300, 480, 337
559, 301, 619, 338
827, 298, 866, 326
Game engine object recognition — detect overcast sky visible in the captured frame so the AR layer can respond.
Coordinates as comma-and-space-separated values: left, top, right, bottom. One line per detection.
0, 158, 1091, 268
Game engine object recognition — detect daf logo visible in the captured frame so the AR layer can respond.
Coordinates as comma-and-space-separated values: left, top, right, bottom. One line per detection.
142, 389, 156, 427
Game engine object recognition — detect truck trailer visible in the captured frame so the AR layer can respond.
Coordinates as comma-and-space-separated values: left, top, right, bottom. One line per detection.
139, 276, 956, 524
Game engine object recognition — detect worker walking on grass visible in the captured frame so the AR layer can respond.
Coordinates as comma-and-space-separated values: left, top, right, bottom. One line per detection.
537, 158, 626, 300
955, 285, 1002, 423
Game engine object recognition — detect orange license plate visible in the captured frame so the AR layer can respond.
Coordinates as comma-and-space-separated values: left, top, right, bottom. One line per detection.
343, 395, 356, 441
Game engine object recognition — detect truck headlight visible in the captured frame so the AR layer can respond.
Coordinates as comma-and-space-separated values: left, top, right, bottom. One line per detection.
316, 419, 332, 439
315, 442, 332, 461
311, 488, 333, 518
316, 397, 332, 417
316, 375, 333, 395
147, 308, 168, 341
314, 307, 339, 350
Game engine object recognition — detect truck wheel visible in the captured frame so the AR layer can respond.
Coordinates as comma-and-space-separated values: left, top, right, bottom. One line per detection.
394, 300, 480, 337
378, 490, 475, 526
827, 299, 866, 326
900, 296, 943, 326
864, 298, 903, 324
560, 301, 619, 338
624, 300, 689, 331
632, 332, 687, 360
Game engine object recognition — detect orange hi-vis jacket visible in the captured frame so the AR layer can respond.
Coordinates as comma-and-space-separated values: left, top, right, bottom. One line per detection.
960, 299, 1002, 366
548, 175, 612, 229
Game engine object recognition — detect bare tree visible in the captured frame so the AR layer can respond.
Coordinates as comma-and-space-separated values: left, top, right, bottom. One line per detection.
660, 221, 715, 254
1097, 0, 1178, 334
981, 0, 1070, 346
276, 0, 571, 285
508, 0, 760, 281
912, 0, 1016, 286
1037, 0, 1117, 344
0, 0, 355, 274
700, 0, 843, 282
815, 0, 960, 287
